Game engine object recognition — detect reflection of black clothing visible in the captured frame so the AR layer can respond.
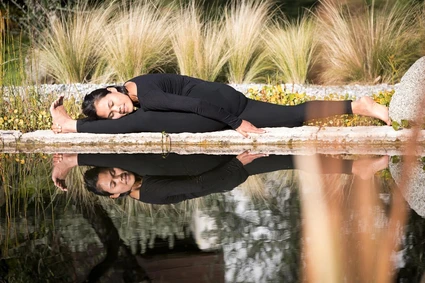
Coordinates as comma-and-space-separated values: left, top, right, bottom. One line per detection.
77, 74, 353, 134
78, 153, 233, 176
79, 153, 353, 205
139, 158, 249, 204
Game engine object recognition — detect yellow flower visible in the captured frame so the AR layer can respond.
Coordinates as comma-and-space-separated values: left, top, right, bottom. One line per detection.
20, 159, 25, 164
14, 109, 18, 114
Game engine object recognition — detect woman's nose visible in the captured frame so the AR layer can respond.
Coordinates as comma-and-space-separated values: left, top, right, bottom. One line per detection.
112, 105, 120, 113
113, 175, 122, 182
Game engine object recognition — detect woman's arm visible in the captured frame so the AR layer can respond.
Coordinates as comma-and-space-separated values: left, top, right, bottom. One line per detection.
142, 90, 243, 128
77, 109, 227, 133
142, 90, 266, 137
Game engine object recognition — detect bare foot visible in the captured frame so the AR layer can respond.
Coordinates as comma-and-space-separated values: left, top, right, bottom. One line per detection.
351, 97, 391, 125
51, 153, 78, 191
50, 96, 77, 133
351, 155, 389, 180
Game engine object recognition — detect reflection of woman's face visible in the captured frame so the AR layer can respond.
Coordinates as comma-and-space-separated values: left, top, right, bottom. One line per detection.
97, 168, 136, 198
95, 90, 134, 119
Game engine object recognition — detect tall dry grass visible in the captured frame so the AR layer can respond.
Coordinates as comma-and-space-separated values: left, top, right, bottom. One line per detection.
265, 15, 318, 84
224, 0, 273, 83
101, 1, 173, 82
171, 1, 230, 81
0, 10, 4, 84
35, 3, 114, 83
316, 0, 421, 84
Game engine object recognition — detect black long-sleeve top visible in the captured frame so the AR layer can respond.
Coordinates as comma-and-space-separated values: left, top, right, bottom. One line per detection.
138, 158, 248, 204
77, 74, 247, 133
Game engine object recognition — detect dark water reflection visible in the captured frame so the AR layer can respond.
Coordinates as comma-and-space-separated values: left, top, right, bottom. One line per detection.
0, 153, 424, 282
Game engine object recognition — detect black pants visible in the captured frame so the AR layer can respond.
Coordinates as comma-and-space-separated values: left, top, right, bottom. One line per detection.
239, 98, 352, 128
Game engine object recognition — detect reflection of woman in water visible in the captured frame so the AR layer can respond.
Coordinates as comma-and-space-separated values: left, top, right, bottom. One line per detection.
50, 74, 390, 138
52, 152, 389, 204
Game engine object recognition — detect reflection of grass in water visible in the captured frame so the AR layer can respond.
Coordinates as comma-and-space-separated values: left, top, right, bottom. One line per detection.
238, 170, 299, 201
63, 165, 97, 214
0, 153, 57, 254
97, 196, 196, 253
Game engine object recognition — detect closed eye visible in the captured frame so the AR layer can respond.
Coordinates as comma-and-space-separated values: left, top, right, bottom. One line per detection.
108, 101, 114, 119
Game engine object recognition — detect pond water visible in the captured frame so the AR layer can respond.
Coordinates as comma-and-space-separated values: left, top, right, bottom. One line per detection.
0, 152, 424, 282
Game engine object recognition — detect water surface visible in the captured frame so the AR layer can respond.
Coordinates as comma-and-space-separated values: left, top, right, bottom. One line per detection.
0, 152, 424, 282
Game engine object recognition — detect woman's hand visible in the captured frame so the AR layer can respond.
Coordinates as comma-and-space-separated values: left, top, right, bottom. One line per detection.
236, 150, 268, 165
235, 120, 266, 138
50, 95, 77, 133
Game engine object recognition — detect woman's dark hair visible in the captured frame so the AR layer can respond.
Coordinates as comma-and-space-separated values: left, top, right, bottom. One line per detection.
84, 167, 131, 198
82, 85, 129, 120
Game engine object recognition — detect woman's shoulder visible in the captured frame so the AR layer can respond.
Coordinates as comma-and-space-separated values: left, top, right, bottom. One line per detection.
129, 73, 184, 81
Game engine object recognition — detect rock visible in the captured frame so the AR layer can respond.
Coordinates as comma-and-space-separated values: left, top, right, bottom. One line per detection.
389, 158, 425, 218
389, 56, 425, 127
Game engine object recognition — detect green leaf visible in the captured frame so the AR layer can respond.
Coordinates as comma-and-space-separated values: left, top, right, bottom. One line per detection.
392, 121, 400, 131
391, 156, 401, 164
401, 119, 409, 128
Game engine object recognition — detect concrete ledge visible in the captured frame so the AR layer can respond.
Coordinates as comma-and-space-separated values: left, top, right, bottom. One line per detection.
1, 126, 425, 155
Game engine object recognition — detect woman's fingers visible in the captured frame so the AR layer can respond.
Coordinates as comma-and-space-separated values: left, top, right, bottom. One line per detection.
236, 120, 266, 138
51, 123, 63, 134
236, 128, 249, 138
236, 150, 269, 165
246, 124, 266, 134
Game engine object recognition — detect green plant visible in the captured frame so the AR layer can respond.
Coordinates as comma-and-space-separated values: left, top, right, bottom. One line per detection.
101, 0, 173, 82
224, 0, 273, 83
34, 2, 113, 83
171, 1, 229, 81
315, 0, 422, 84
265, 14, 318, 84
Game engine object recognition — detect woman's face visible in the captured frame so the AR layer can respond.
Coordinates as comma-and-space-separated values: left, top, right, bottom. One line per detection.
96, 168, 137, 198
95, 88, 134, 119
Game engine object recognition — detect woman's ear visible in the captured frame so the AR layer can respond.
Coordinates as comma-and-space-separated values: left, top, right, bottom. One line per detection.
109, 193, 120, 199
106, 87, 118, 93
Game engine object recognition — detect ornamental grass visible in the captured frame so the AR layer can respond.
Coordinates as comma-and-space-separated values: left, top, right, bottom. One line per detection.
171, 1, 229, 81
101, 0, 174, 82
224, 0, 273, 83
34, 2, 114, 83
316, 0, 422, 84
265, 15, 318, 84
